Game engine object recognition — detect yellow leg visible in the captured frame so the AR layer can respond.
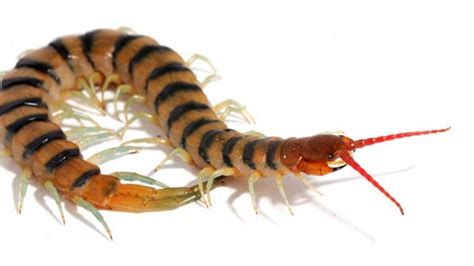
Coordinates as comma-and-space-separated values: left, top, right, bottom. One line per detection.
197, 167, 215, 207
44, 181, 66, 224
52, 103, 101, 127
295, 173, 323, 196
121, 137, 172, 148
72, 196, 113, 241
0, 148, 12, 157
153, 148, 194, 173
112, 84, 133, 120
275, 174, 294, 215
205, 167, 238, 205
122, 95, 146, 123
99, 74, 121, 105
248, 172, 262, 214
17, 168, 32, 214
119, 112, 158, 139
185, 53, 221, 88
213, 99, 255, 124
87, 146, 141, 164
76, 72, 106, 114
117, 26, 136, 34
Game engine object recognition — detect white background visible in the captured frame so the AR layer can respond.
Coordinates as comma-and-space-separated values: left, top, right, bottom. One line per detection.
0, 0, 472, 265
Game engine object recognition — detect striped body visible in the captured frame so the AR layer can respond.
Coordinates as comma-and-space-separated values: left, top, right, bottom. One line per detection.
0, 29, 291, 205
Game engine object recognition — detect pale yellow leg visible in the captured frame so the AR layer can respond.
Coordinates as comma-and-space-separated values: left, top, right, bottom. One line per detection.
87, 146, 141, 164
112, 84, 133, 119
205, 167, 238, 205
248, 172, 262, 214
99, 74, 121, 105
17, 168, 32, 214
118, 26, 136, 34
275, 174, 294, 215
44, 181, 66, 224
295, 173, 323, 196
119, 112, 158, 139
153, 148, 194, 173
72, 196, 113, 241
0, 148, 12, 157
214, 99, 255, 124
244, 130, 266, 138
52, 103, 101, 127
185, 54, 221, 88
197, 167, 215, 207
121, 137, 172, 148
122, 95, 146, 123
76, 73, 105, 114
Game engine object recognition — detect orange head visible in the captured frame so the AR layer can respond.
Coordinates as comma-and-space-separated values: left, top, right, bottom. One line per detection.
280, 127, 450, 215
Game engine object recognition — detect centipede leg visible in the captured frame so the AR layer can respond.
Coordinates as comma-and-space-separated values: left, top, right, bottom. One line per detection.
87, 146, 141, 164
65, 126, 116, 141
72, 196, 113, 240
121, 95, 146, 123
17, 168, 32, 214
76, 132, 117, 150
119, 112, 158, 139
244, 130, 266, 138
185, 53, 221, 88
98, 74, 121, 105
111, 172, 168, 188
248, 172, 262, 214
213, 99, 255, 124
121, 137, 172, 148
112, 84, 133, 120
52, 104, 101, 127
153, 148, 194, 173
76, 72, 106, 113
44, 181, 66, 224
274, 174, 294, 215
205, 167, 238, 205
295, 173, 323, 196
0, 148, 12, 157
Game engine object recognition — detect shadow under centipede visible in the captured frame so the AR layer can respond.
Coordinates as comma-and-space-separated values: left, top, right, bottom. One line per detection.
208, 165, 417, 242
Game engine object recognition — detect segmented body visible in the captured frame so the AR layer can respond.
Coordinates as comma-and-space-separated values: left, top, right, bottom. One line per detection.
0, 29, 290, 211
0, 29, 450, 228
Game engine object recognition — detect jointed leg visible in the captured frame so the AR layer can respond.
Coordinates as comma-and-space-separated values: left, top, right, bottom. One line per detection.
274, 174, 294, 215
17, 168, 32, 214
214, 99, 255, 124
72, 196, 113, 240
152, 148, 194, 173
44, 181, 66, 224
248, 172, 262, 214
87, 146, 141, 164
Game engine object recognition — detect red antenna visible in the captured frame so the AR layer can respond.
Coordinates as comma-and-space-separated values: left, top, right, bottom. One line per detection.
351, 127, 451, 150
339, 152, 404, 215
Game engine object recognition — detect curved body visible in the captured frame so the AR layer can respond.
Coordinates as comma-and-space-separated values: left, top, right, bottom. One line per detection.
0, 29, 295, 211
0, 29, 449, 233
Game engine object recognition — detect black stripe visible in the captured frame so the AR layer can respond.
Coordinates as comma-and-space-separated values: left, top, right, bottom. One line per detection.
15, 58, 61, 85
5, 113, 49, 140
22, 130, 66, 159
222, 136, 243, 167
71, 168, 100, 189
49, 39, 75, 72
0, 98, 48, 116
45, 148, 81, 172
167, 101, 211, 133
198, 130, 222, 164
80, 30, 98, 68
112, 34, 142, 69
266, 140, 283, 170
0, 77, 45, 91
154, 82, 201, 112
180, 118, 221, 148
145, 62, 191, 91
243, 140, 262, 170
128, 45, 171, 78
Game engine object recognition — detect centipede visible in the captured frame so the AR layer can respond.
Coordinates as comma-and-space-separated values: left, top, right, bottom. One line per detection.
0, 28, 450, 239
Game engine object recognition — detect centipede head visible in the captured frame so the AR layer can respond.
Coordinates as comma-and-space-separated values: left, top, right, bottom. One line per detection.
281, 127, 451, 215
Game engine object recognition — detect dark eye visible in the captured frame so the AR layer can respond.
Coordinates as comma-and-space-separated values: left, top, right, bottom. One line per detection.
327, 154, 335, 160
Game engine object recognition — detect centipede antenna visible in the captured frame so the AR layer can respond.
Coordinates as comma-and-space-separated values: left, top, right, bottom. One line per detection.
352, 127, 451, 149
339, 152, 404, 215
